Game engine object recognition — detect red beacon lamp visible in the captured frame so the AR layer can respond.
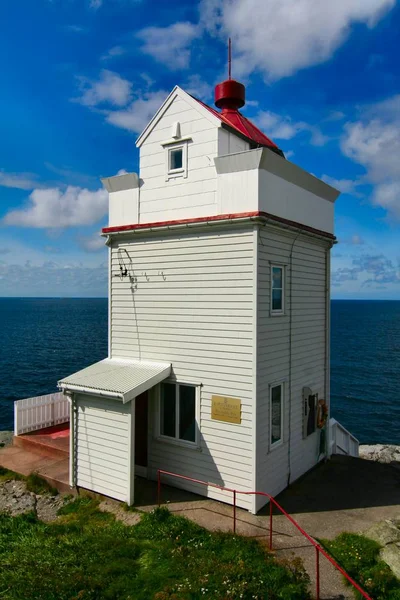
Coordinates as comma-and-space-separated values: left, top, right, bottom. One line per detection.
214, 78, 245, 113
214, 38, 246, 114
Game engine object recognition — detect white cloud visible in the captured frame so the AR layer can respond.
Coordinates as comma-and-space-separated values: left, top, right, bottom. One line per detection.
101, 45, 125, 61
200, 0, 395, 79
66, 25, 86, 33
351, 235, 365, 245
256, 111, 299, 140
338, 234, 365, 245
372, 182, 400, 220
0, 169, 40, 190
341, 94, 400, 220
256, 110, 328, 146
0, 260, 107, 297
89, 0, 102, 9
332, 253, 400, 287
75, 70, 132, 107
2, 186, 108, 228
106, 90, 168, 133
321, 175, 362, 196
183, 74, 213, 101
137, 22, 200, 70
78, 233, 106, 252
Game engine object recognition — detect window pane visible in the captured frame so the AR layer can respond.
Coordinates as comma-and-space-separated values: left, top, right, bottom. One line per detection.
161, 383, 176, 438
307, 394, 316, 436
170, 149, 183, 170
272, 289, 282, 311
272, 267, 282, 289
271, 385, 282, 445
179, 385, 196, 442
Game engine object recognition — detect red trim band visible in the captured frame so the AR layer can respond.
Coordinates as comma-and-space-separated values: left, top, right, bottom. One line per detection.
102, 211, 335, 240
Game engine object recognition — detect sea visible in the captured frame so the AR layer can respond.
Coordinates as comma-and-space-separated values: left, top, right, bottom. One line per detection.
0, 298, 399, 445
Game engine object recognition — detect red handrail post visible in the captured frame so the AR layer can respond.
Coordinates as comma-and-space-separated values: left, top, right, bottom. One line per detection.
269, 500, 273, 550
233, 490, 236, 534
154, 470, 373, 600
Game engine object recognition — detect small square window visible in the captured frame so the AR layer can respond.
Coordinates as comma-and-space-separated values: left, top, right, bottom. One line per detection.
164, 141, 189, 180
271, 265, 284, 313
169, 148, 183, 171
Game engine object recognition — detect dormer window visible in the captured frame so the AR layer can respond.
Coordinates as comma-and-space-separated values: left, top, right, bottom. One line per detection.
163, 141, 189, 180
169, 147, 183, 172
161, 127, 191, 181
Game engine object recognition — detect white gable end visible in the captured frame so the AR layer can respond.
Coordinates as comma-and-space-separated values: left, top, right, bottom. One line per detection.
136, 86, 222, 148
138, 87, 224, 224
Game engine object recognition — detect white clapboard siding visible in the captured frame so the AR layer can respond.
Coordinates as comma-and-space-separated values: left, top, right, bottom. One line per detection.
110, 226, 256, 510
139, 94, 219, 224
14, 392, 69, 435
75, 395, 131, 502
255, 225, 329, 508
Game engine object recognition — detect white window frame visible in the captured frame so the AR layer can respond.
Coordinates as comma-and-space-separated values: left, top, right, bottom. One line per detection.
164, 142, 188, 180
157, 381, 200, 449
269, 382, 284, 450
270, 264, 285, 315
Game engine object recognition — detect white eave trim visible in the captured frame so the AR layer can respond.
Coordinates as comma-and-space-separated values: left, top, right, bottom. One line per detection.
59, 383, 123, 401
135, 86, 222, 148
215, 148, 340, 203
101, 172, 139, 193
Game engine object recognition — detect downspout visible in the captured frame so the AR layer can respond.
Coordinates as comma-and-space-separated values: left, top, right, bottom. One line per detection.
325, 244, 333, 458
66, 392, 76, 488
105, 235, 112, 359
287, 231, 302, 487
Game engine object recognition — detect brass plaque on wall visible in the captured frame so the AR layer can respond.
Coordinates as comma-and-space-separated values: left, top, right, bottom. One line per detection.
211, 396, 241, 424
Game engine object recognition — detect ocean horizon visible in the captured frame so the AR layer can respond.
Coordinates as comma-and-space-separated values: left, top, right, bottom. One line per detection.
0, 297, 399, 445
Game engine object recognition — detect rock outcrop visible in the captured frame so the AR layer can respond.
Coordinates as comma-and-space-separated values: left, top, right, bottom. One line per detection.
359, 444, 400, 467
0, 430, 13, 448
0, 479, 65, 522
364, 518, 400, 580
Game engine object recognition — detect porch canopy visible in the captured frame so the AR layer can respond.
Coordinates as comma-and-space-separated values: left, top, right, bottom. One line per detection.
58, 358, 171, 403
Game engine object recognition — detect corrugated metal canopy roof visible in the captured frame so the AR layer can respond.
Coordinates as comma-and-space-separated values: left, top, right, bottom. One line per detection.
58, 359, 171, 403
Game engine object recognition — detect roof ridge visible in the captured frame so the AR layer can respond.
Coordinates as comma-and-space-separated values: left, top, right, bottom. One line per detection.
190, 94, 284, 157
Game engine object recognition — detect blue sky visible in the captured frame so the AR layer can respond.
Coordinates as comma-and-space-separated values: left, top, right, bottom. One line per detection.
0, 0, 399, 298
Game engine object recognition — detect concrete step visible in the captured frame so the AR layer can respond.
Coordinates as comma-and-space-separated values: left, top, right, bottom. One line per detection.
0, 445, 73, 495
13, 433, 69, 461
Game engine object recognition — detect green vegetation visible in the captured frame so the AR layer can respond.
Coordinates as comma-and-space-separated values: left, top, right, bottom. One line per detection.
25, 472, 58, 496
0, 500, 311, 599
321, 532, 400, 599
0, 468, 58, 495
0, 467, 25, 484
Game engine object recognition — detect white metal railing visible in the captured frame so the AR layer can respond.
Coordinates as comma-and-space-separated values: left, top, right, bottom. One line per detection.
14, 392, 70, 436
329, 417, 359, 458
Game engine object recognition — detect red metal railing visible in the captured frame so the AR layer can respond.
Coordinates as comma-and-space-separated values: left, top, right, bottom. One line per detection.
157, 469, 372, 600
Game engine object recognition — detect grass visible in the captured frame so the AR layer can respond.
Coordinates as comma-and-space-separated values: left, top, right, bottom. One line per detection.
26, 472, 58, 496
0, 500, 311, 600
0, 468, 58, 496
0, 467, 25, 484
321, 532, 400, 599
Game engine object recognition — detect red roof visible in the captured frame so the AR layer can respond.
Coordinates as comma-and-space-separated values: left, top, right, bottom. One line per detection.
193, 96, 283, 156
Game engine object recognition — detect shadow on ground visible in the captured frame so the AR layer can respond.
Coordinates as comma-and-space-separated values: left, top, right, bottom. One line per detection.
272, 455, 400, 516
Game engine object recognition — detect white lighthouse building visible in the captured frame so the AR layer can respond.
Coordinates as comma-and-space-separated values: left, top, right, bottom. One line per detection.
59, 75, 340, 513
